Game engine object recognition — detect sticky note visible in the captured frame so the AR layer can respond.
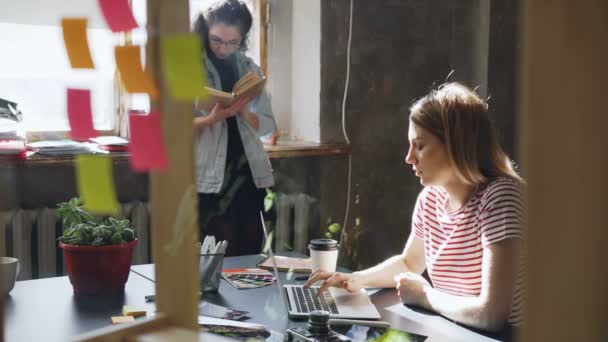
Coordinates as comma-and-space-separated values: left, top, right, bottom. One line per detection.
67, 89, 97, 141
122, 306, 147, 318
76, 155, 119, 214
97, 0, 139, 33
115, 45, 159, 99
61, 18, 95, 69
161, 35, 208, 101
111, 316, 135, 324
128, 110, 169, 172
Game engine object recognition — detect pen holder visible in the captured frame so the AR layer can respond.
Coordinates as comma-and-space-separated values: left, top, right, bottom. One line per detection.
199, 252, 225, 293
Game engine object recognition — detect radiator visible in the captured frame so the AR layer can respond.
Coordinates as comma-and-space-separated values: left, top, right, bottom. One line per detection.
274, 193, 317, 253
0, 201, 151, 280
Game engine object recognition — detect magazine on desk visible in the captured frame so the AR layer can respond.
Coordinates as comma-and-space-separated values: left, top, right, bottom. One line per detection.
256, 255, 312, 273
221, 268, 276, 289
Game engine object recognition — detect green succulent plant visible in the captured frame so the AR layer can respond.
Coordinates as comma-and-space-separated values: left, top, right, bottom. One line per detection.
57, 198, 136, 246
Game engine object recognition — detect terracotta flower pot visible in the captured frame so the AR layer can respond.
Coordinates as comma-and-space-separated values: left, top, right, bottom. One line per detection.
59, 239, 138, 295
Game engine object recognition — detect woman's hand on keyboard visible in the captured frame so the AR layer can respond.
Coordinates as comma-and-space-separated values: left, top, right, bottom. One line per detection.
304, 271, 362, 296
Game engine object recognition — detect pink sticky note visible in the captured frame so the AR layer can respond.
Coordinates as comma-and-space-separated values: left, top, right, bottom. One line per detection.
128, 110, 169, 172
97, 0, 138, 33
67, 89, 97, 141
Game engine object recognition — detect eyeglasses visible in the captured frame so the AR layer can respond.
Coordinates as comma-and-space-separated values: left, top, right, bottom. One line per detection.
209, 35, 241, 50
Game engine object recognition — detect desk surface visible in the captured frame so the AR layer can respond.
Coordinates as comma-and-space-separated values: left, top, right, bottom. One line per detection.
5, 254, 508, 342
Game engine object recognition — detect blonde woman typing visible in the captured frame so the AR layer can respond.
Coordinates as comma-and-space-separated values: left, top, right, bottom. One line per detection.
305, 83, 524, 334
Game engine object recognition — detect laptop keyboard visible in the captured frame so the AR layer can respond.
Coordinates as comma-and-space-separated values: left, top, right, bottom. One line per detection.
292, 286, 339, 314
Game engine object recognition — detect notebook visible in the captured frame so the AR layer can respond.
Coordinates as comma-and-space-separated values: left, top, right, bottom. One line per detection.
257, 255, 312, 273
259, 212, 381, 320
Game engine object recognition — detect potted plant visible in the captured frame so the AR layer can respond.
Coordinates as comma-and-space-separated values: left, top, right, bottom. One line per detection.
57, 198, 137, 295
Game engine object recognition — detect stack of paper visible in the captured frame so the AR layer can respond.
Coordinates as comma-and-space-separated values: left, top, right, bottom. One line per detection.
28, 139, 107, 155
257, 255, 312, 273
0, 139, 26, 155
221, 268, 276, 289
0, 129, 23, 141
0, 118, 27, 157
90, 136, 129, 152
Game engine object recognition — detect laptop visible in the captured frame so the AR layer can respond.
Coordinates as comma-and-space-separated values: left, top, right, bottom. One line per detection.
259, 212, 381, 320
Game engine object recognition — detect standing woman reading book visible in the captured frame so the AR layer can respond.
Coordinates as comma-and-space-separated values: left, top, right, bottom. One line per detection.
192, 0, 276, 256
306, 83, 525, 336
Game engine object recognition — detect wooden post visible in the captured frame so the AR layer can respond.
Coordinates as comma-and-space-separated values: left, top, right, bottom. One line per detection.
520, 1, 608, 341
147, 0, 199, 330
258, 0, 269, 77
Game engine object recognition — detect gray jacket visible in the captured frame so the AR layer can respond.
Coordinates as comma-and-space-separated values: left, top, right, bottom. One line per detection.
195, 51, 276, 193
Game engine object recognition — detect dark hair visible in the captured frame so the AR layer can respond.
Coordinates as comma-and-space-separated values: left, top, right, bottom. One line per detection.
409, 82, 521, 185
193, 14, 211, 53
205, 0, 253, 51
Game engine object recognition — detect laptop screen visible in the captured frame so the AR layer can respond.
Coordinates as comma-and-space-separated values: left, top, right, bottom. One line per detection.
259, 211, 291, 314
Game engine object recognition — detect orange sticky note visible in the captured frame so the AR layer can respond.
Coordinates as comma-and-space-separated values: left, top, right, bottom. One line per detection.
61, 18, 95, 69
76, 155, 119, 214
128, 110, 169, 172
161, 35, 208, 101
67, 89, 98, 141
97, 0, 138, 33
115, 45, 159, 99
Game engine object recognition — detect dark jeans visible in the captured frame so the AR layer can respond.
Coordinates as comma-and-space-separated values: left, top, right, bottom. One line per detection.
198, 189, 266, 257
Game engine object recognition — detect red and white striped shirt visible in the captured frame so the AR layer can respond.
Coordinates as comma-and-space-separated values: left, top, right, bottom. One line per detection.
413, 177, 525, 325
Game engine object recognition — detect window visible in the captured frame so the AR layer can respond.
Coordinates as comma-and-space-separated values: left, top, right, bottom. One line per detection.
0, 0, 262, 138
0, 18, 117, 134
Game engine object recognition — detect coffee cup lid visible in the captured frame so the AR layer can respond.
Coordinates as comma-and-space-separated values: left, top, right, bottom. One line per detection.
308, 239, 339, 251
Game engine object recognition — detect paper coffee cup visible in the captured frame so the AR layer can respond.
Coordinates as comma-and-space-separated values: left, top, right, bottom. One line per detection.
309, 239, 339, 273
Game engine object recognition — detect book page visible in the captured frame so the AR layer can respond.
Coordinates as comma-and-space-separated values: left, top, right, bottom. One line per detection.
233, 72, 257, 91
202, 87, 236, 106
200, 72, 266, 107
234, 77, 266, 99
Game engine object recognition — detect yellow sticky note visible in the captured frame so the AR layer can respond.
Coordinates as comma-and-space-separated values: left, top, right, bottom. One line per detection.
161, 35, 208, 101
111, 316, 134, 324
115, 45, 159, 99
122, 306, 147, 318
61, 18, 95, 69
76, 155, 119, 214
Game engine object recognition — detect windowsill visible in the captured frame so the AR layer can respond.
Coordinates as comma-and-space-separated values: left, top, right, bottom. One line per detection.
0, 152, 131, 167
264, 140, 351, 158
0, 140, 350, 167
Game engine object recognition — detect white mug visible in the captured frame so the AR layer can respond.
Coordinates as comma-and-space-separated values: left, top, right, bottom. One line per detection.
0, 257, 19, 296
309, 239, 340, 273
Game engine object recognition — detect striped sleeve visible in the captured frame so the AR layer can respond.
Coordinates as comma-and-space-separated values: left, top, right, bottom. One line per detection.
479, 179, 524, 246
412, 188, 427, 239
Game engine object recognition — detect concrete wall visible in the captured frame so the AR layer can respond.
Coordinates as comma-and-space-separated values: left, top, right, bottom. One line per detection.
487, 0, 520, 161
0, 160, 148, 211
318, 0, 519, 269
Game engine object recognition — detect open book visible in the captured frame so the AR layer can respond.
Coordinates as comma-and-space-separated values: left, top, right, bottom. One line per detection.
203, 72, 266, 106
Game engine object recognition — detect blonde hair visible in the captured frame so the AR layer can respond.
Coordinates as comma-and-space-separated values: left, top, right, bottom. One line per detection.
409, 82, 521, 185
